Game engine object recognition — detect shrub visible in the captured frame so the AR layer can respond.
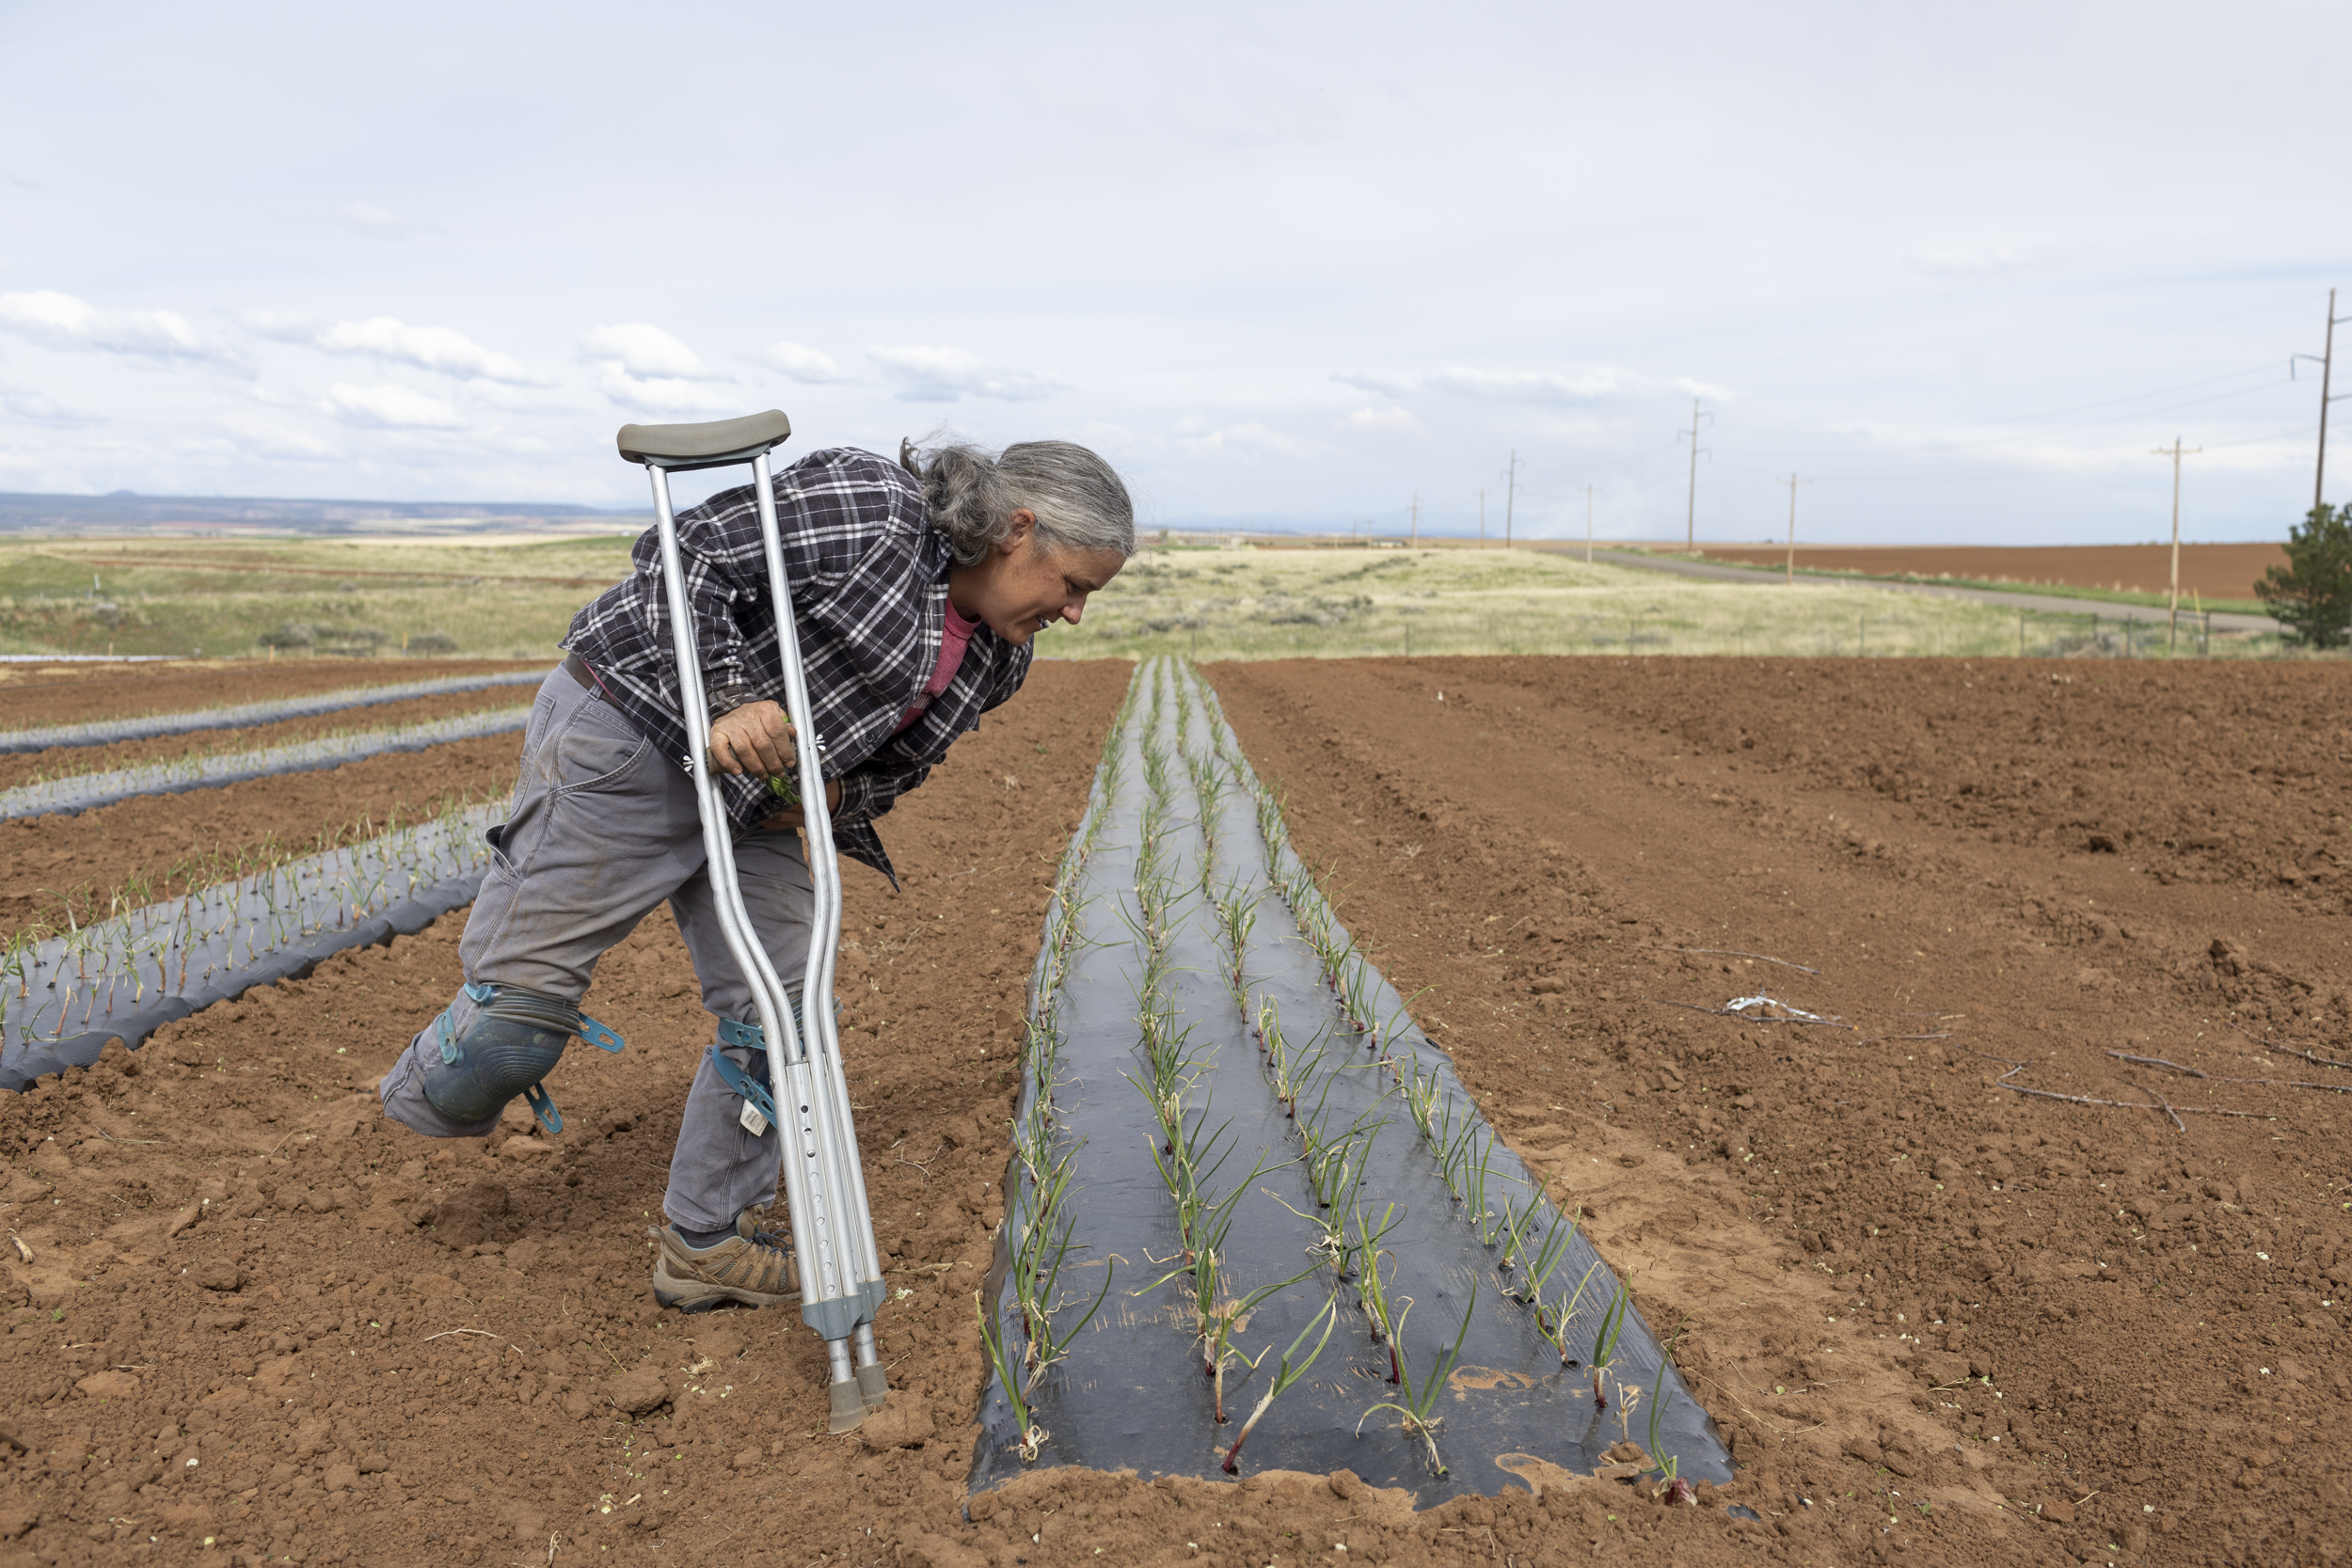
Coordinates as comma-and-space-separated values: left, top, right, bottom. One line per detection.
2256, 504, 2352, 649
405, 630, 459, 655
258, 620, 317, 650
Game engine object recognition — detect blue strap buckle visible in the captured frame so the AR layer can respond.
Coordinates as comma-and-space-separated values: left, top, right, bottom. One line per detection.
707, 1037, 779, 1130
522, 1082, 563, 1134
578, 1013, 625, 1053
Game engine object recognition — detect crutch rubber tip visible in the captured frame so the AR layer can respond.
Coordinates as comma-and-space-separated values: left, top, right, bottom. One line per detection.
855, 1363, 889, 1414
827, 1379, 868, 1435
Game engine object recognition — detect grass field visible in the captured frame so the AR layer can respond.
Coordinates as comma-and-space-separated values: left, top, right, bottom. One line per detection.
1078, 544, 2281, 660
0, 534, 2296, 662
0, 535, 636, 658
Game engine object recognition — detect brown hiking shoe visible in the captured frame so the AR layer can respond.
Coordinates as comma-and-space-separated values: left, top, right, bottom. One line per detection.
649, 1223, 800, 1313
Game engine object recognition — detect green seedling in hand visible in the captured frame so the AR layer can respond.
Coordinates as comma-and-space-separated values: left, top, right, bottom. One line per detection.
1223, 1298, 1340, 1476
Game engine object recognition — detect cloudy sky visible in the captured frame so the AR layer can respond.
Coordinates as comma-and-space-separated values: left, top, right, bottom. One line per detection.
1, 1, 2345, 543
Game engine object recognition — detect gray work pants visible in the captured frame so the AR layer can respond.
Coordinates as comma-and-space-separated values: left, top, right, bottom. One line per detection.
376, 665, 814, 1233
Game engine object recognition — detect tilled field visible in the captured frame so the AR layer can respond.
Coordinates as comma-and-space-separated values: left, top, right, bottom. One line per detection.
1, 655, 2344, 1568
1685, 544, 2285, 603
1210, 656, 2351, 1568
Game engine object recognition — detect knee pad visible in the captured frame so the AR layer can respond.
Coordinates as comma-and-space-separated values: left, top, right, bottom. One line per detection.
419, 982, 625, 1134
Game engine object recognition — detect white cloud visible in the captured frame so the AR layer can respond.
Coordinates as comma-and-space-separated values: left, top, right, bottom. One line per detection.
0, 290, 238, 366
1331, 370, 1416, 398
1177, 416, 1307, 456
767, 341, 855, 384
869, 345, 1062, 403
593, 366, 745, 415
1904, 245, 2036, 277
1340, 405, 1423, 436
0, 383, 103, 425
218, 413, 339, 459
334, 201, 436, 241
1336, 365, 1728, 406
326, 382, 462, 429
583, 323, 712, 379
310, 317, 543, 384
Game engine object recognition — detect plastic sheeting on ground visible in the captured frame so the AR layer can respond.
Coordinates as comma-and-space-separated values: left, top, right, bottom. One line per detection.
0, 705, 532, 822
0, 804, 499, 1090
0, 667, 549, 753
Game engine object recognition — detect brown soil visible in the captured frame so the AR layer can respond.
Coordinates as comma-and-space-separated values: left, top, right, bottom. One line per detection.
3, 653, 2344, 1568
0, 737, 523, 939
0, 659, 548, 732
1683, 544, 2286, 603
0, 689, 537, 794
1209, 656, 2352, 1568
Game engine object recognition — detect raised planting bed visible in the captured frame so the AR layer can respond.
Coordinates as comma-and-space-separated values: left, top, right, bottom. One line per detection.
0, 706, 532, 821
0, 667, 549, 753
974, 658, 1728, 1502
1, 801, 498, 1088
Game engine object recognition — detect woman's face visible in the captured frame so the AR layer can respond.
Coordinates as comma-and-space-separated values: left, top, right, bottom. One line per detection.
952, 511, 1127, 644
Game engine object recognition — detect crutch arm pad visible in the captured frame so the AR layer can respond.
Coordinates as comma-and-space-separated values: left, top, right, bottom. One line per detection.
617, 411, 792, 470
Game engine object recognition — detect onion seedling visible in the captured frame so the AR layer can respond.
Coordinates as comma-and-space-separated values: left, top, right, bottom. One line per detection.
1589, 1281, 1631, 1410
1202, 1262, 1326, 1422
1642, 1317, 1694, 1492
977, 1289, 1047, 1461
1223, 1298, 1341, 1476
1356, 1280, 1479, 1476
1508, 1202, 1581, 1306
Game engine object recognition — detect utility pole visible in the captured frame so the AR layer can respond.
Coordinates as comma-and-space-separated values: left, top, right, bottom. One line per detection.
1504, 450, 1519, 548
1782, 473, 1812, 586
2293, 289, 2350, 513
1409, 494, 1419, 549
2153, 437, 2201, 648
1679, 399, 1712, 552
1581, 483, 1597, 564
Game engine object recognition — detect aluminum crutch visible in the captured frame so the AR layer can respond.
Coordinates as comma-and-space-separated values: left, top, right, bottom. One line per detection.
617, 411, 889, 1434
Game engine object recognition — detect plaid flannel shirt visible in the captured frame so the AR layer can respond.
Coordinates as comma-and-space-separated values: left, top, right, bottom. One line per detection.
561, 446, 1031, 889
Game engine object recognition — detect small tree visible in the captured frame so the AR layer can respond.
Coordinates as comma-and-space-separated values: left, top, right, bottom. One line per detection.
2256, 504, 2352, 649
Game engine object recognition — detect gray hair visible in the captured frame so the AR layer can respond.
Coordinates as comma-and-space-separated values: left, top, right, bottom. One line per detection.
899, 436, 1136, 567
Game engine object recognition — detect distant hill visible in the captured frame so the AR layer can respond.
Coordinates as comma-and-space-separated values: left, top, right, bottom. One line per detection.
0, 490, 647, 535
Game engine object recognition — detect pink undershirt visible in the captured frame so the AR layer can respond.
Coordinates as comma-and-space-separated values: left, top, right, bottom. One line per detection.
894, 598, 981, 733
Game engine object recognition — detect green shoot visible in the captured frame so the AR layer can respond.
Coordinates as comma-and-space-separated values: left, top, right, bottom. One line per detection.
977, 1289, 1046, 1461
1356, 1280, 1479, 1475
1223, 1299, 1340, 1475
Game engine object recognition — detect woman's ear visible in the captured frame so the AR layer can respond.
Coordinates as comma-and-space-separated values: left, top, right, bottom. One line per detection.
1000, 509, 1038, 554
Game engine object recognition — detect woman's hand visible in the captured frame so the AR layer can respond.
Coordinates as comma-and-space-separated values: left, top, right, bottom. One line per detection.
709, 701, 797, 777
761, 777, 845, 832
